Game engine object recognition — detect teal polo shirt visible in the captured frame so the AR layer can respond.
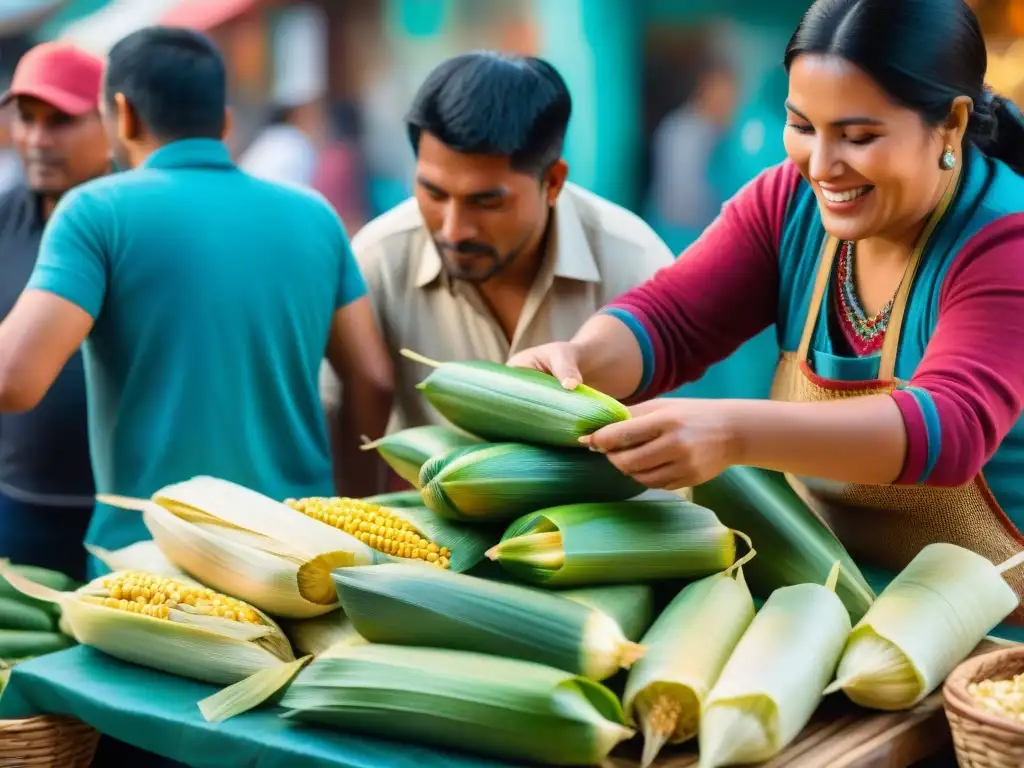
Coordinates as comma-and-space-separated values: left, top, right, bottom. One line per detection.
28, 139, 366, 577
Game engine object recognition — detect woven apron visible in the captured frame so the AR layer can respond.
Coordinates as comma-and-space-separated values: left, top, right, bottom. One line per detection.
769, 173, 1024, 625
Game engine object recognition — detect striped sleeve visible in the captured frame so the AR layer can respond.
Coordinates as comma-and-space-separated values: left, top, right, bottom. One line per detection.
601, 162, 800, 400
892, 214, 1024, 486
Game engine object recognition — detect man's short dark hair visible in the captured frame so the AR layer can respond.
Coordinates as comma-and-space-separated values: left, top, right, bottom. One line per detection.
406, 51, 572, 176
104, 26, 226, 142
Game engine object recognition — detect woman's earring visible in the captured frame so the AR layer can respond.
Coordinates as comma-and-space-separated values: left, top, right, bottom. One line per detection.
940, 145, 957, 171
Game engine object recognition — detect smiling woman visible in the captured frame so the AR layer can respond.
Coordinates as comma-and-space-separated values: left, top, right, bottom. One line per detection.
508, 0, 1024, 642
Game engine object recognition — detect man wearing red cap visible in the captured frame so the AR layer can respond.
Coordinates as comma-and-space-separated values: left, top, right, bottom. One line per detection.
0, 42, 109, 579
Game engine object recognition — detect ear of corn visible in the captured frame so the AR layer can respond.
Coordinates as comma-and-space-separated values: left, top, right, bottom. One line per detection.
278, 642, 636, 766
825, 543, 1021, 710
623, 569, 756, 767
361, 425, 482, 487
558, 584, 655, 642
698, 563, 852, 768
285, 497, 500, 573
0, 596, 59, 633
402, 348, 630, 447
0, 566, 310, 721
420, 443, 645, 523
487, 500, 740, 587
333, 563, 645, 681
690, 466, 875, 622
101, 477, 389, 619
362, 490, 424, 508
0, 630, 74, 658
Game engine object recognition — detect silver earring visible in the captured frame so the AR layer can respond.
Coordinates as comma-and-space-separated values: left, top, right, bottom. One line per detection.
940, 146, 957, 170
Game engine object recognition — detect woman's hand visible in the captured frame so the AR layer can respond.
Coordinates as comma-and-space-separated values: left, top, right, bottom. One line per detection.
507, 341, 585, 390
582, 399, 740, 490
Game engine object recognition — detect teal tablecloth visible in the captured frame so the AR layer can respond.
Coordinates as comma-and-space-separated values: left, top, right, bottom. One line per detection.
0, 646, 523, 768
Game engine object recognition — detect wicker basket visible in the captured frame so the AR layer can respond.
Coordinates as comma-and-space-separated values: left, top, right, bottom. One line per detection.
0, 715, 99, 767
943, 646, 1024, 768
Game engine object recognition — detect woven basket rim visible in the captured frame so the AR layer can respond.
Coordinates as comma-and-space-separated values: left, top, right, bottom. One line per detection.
943, 646, 1024, 736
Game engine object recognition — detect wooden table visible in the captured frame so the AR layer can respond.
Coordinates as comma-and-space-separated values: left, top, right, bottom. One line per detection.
606, 640, 1009, 768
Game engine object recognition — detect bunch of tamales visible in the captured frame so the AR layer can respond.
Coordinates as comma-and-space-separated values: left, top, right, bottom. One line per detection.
332, 563, 650, 680
419, 442, 644, 522
698, 563, 852, 767
277, 643, 636, 766
401, 348, 630, 447
487, 500, 743, 586
691, 466, 875, 621
1, 566, 308, 717
826, 543, 1022, 710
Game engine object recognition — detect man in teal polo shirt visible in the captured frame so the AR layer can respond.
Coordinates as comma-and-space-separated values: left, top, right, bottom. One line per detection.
0, 27, 394, 577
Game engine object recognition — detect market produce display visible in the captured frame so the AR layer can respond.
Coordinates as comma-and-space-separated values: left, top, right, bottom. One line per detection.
24, 360, 1020, 767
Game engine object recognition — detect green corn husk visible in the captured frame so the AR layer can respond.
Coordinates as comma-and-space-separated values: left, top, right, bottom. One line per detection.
0, 562, 76, 614
279, 643, 636, 766
420, 443, 645, 523
401, 348, 630, 447
361, 425, 483, 487
691, 466, 875, 622
559, 584, 655, 642
825, 544, 1022, 711
333, 563, 646, 681
698, 563, 852, 768
623, 569, 756, 767
0, 597, 59, 633
0, 629, 74, 659
280, 612, 366, 658
487, 500, 743, 587
362, 490, 425, 508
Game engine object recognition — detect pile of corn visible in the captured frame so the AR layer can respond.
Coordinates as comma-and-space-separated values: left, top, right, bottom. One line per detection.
968, 674, 1024, 723
53, 353, 1023, 767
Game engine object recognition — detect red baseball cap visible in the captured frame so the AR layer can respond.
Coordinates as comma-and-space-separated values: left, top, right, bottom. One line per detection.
0, 42, 104, 116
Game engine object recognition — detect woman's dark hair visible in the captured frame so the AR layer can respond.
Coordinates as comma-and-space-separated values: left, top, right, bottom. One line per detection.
784, 0, 1024, 176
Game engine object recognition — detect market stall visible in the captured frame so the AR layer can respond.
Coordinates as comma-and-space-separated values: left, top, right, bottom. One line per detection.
0, 355, 1020, 767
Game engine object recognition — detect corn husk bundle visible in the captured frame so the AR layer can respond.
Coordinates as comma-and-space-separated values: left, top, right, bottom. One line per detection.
420, 442, 645, 523
825, 544, 1023, 710
0, 566, 310, 721
698, 563, 852, 768
333, 563, 646, 681
557, 584, 655, 642
402, 348, 630, 447
0, 561, 77, 667
623, 568, 756, 767
283, 498, 500, 573
360, 425, 482, 487
98, 476, 388, 619
488, 500, 744, 587
691, 466, 875, 622
278, 642, 636, 766
362, 490, 424, 508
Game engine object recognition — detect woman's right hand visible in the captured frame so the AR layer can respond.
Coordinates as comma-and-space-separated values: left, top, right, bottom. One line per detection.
507, 342, 584, 390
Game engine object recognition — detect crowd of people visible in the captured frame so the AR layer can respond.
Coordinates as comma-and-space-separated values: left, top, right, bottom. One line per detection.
1, 0, 1023, 662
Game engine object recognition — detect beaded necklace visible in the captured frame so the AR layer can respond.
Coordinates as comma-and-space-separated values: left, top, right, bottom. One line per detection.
833, 240, 894, 356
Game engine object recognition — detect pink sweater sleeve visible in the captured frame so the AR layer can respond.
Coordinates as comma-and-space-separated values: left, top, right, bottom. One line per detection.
603, 162, 800, 399
892, 214, 1024, 486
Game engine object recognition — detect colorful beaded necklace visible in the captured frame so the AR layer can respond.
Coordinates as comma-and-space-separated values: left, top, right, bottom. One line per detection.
833, 240, 893, 356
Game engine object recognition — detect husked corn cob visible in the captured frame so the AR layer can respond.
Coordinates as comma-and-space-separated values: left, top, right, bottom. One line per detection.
333, 563, 645, 681
91, 571, 264, 624
826, 544, 1022, 711
420, 443, 644, 523
279, 643, 636, 766
489, 500, 741, 587
402, 348, 630, 448
361, 425, 482, 487
285, 497, 452, 568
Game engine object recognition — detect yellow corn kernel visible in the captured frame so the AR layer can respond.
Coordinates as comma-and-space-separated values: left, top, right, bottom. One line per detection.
969, 674, 1024, 722
98, 572, 263, 624
285, 497, 451, 569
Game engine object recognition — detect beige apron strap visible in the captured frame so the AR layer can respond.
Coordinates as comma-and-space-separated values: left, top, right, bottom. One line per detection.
878, 163, 964, 379
796, 234, 840, 363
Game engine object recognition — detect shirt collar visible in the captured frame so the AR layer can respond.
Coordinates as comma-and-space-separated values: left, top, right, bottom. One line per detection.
415, 187, 602, 289
141, 138, 235, 171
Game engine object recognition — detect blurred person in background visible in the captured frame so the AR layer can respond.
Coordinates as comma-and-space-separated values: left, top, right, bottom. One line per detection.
647, 54, 739, 249
321, 52, 673, 481
0, 42, 108, 580
511, 0, 1024, 641
0, 26, 393, 581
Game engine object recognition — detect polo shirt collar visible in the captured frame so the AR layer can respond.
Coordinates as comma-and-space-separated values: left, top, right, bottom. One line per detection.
141, 138, 235, 171
415, 187, 602, 288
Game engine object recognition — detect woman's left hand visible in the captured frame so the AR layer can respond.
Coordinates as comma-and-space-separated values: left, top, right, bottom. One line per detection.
581, 399, 740, 490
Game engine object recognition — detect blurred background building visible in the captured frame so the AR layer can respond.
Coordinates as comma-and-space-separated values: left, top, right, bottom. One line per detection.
1, 0, 1020, 398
